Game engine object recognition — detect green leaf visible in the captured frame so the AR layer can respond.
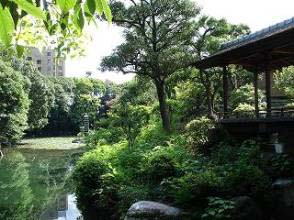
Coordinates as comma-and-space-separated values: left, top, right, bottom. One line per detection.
73, 7, 85, 31
56, 0, 77, 13
77, 9, 85, 30
85, 0, 96, 16
95, 0, 103, 15
0, 5, 15, 46
100, 0, 112, 22
10, 0, 46, 20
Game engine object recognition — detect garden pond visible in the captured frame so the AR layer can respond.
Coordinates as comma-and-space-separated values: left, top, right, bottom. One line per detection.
0, 145, 83, 220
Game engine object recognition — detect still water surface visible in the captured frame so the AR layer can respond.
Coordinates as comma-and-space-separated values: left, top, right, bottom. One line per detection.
0, 147, 83, 220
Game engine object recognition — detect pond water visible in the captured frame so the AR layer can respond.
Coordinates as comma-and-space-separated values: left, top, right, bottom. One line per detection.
0, 147, 83, 220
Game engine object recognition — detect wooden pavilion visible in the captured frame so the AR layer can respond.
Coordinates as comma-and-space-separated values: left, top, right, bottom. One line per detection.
194, 17, 294, 142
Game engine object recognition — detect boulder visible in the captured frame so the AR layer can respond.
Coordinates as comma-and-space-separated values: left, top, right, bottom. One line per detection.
124, 201, 181, 220
231, 196, 262, 220
272, 178, 294, 220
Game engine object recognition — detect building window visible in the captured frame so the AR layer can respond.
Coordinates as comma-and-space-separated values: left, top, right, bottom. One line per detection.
37, 59, 41, 64
47, 52, 51, 56
27, 57, 32, 61
38, 67, 42, 71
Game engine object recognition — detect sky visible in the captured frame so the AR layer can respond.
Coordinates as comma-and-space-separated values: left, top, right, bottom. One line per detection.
65, 0, 294, 83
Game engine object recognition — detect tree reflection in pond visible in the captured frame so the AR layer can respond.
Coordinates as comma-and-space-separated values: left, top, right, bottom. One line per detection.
0, 149, 82, 220
0, 152, 33, 220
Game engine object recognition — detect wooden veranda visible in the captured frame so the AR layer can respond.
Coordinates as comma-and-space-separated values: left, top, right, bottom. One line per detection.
195, 17, 294, 122
194, 17, 294, 145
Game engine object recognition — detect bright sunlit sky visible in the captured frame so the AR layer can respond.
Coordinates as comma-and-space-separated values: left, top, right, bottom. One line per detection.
65, 0, 294, 83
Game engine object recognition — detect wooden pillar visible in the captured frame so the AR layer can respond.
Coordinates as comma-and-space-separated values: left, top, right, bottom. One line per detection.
265, 65, 272, 117
253, 72, 259, 118
223, 66, 229, 117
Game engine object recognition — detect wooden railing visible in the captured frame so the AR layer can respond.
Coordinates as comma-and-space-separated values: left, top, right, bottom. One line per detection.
218, 108, 294, 121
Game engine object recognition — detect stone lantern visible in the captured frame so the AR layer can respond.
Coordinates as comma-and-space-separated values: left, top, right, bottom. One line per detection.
83, 114, 89, 133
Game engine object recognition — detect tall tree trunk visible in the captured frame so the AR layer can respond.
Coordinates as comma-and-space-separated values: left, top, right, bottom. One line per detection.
155, 79, 171, 132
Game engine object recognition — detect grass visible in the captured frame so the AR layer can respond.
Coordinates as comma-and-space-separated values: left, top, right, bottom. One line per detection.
18, 136, 84, 150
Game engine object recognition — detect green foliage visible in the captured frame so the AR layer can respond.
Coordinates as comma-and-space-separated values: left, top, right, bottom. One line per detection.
233, 103, 255, 114
73, 121, 193, 216
274, 66, 294, 98
168, 170, 222, 207
0, 4, 15, 47
72, 149, 119, 218
222, 164, 271, 202
102, 0, 202, 131
110, 103, 151, 146
85, 128, 115, 149
139, 147, 177, 184
185, 117, 215, 153
74, 112, 276, 219
170, 71, 207, 121
230, 84, 264, 110
12, 0, 45, 19
70, 78, 105, 130
202, 197, 235, 220
0, 0, 112, 52
41, 76, 76, 135
20, 63, 55, 131
0, 60, 29, 143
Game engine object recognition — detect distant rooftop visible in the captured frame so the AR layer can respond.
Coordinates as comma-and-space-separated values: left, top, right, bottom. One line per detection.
220, 17, 294, 51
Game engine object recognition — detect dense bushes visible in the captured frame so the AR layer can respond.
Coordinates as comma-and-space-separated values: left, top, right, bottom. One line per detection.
73, 119, 279, 220
169, 170, 222, 207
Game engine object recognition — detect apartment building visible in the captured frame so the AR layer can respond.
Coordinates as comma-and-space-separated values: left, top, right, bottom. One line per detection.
26, 47, 65, 77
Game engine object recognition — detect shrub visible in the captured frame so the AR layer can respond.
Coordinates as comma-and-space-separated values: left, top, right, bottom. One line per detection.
85, 128, 113, 149
140, 149, 177, 184
233, 103, 255, 117
221, 164, 271, 203
212, 140, 261, 166
72, 150, 119, 219
168, 170, 222, 208
185, 117, 215, 154
136, 120, 171, 147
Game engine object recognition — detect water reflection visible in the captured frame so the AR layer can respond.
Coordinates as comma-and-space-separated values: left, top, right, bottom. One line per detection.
0, 148, 83, 220
40, 194, 82, 220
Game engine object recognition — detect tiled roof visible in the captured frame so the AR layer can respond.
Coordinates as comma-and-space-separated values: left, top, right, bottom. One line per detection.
220, 17, 294, 51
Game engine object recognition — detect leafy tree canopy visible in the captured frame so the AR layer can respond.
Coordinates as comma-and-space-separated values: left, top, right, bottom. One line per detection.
101, 0, 250, 131
101, 0, 201, 131
20, 62, 55, 131
0, 60, 29, 143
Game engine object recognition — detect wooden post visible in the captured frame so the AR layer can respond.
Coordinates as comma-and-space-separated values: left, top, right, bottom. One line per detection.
223, 66, 229, 117
265, 65, 272, 117
253, 72, 259, 118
